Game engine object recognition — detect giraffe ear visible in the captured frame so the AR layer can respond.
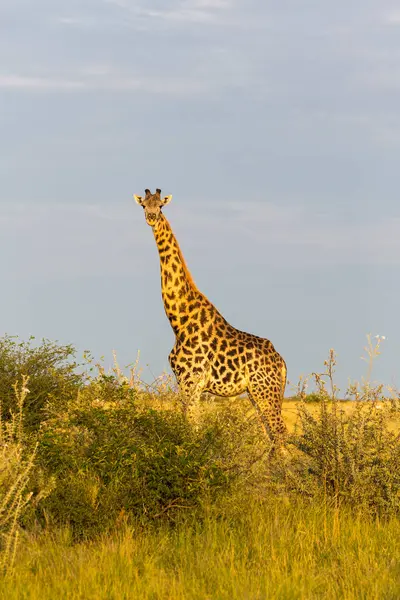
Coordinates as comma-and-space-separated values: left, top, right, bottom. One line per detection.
161, 195, 172, 206
134, 194, 144, 205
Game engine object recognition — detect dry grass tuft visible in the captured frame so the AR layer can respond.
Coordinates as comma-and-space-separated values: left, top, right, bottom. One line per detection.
0, 377, 36, 574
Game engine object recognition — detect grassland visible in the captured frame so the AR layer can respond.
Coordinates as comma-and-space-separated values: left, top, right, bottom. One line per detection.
282, 398, 400, 433
2, 495, 400, 600
1, 336, 400, 599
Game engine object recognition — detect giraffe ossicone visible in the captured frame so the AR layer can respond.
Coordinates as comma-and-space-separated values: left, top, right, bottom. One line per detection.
134, 188, 287, 446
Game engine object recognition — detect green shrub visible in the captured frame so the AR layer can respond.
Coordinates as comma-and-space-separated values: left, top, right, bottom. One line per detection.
298, 392, 325, 403
289, 397, 400, 515
36, 375, 266, 538
283, 342, 400, 516
0, 336, 83, 431
3, 334, 400, 547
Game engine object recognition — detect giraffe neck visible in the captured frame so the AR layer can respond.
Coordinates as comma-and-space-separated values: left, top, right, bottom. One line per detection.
153, 214, 202, 335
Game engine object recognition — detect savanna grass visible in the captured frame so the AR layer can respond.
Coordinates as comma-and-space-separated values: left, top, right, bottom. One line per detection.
285, 340, 400, 516
1, 495, 399, 600
1, 334, 399, 597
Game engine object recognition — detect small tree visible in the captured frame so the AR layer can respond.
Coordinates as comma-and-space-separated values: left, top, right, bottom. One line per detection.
0, 336, 83, 430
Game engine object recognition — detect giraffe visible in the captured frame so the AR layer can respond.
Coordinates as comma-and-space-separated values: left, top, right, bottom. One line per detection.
134, 188, 287, 445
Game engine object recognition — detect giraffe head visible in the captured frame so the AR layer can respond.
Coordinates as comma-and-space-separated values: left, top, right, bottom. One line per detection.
134, 188, 172, 228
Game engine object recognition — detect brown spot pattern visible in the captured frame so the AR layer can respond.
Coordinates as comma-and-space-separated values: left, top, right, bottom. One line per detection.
137, 193, 287, 446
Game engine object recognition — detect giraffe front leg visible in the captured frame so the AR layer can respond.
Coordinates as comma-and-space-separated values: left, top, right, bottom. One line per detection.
169, 344, 193, 415
176, 370, 208, 424
179, 381, 203, 424
164, 369, 204, 426
169, 346, 210, 420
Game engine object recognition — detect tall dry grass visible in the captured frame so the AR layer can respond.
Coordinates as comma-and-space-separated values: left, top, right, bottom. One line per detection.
1, 496, 399, 600
0, 377, 36, 574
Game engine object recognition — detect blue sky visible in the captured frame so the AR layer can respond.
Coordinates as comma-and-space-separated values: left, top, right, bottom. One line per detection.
1, 0, 399, 394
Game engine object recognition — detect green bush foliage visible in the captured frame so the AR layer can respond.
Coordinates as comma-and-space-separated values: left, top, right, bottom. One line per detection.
287, 343, 400, 514
0, 334, 399, 547
302, 392, 325, 403
290, 399, 400, 514
36, 374, 267, 538
0, 336, 83, 431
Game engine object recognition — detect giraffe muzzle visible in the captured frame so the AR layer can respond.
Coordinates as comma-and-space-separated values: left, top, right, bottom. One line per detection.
146, 212, 158, 226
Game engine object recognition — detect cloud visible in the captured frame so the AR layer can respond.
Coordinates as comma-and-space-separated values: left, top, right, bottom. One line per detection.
232, 206, 400, 266
0, 75, 85, 91
360, 68, 400, 92
0, 202, 147, 278
164, 201, 400, 268
105, 0, 231, 25
0, 71, 208, 94
1, 198, 399, 285
383, 10, 400, 24
55, 17, 83, 26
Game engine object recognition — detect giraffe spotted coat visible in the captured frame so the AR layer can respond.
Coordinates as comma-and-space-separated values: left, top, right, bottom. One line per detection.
134, 188, 287, 443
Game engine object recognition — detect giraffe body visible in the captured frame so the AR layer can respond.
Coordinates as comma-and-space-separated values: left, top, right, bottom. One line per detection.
134, 189, 287, 443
